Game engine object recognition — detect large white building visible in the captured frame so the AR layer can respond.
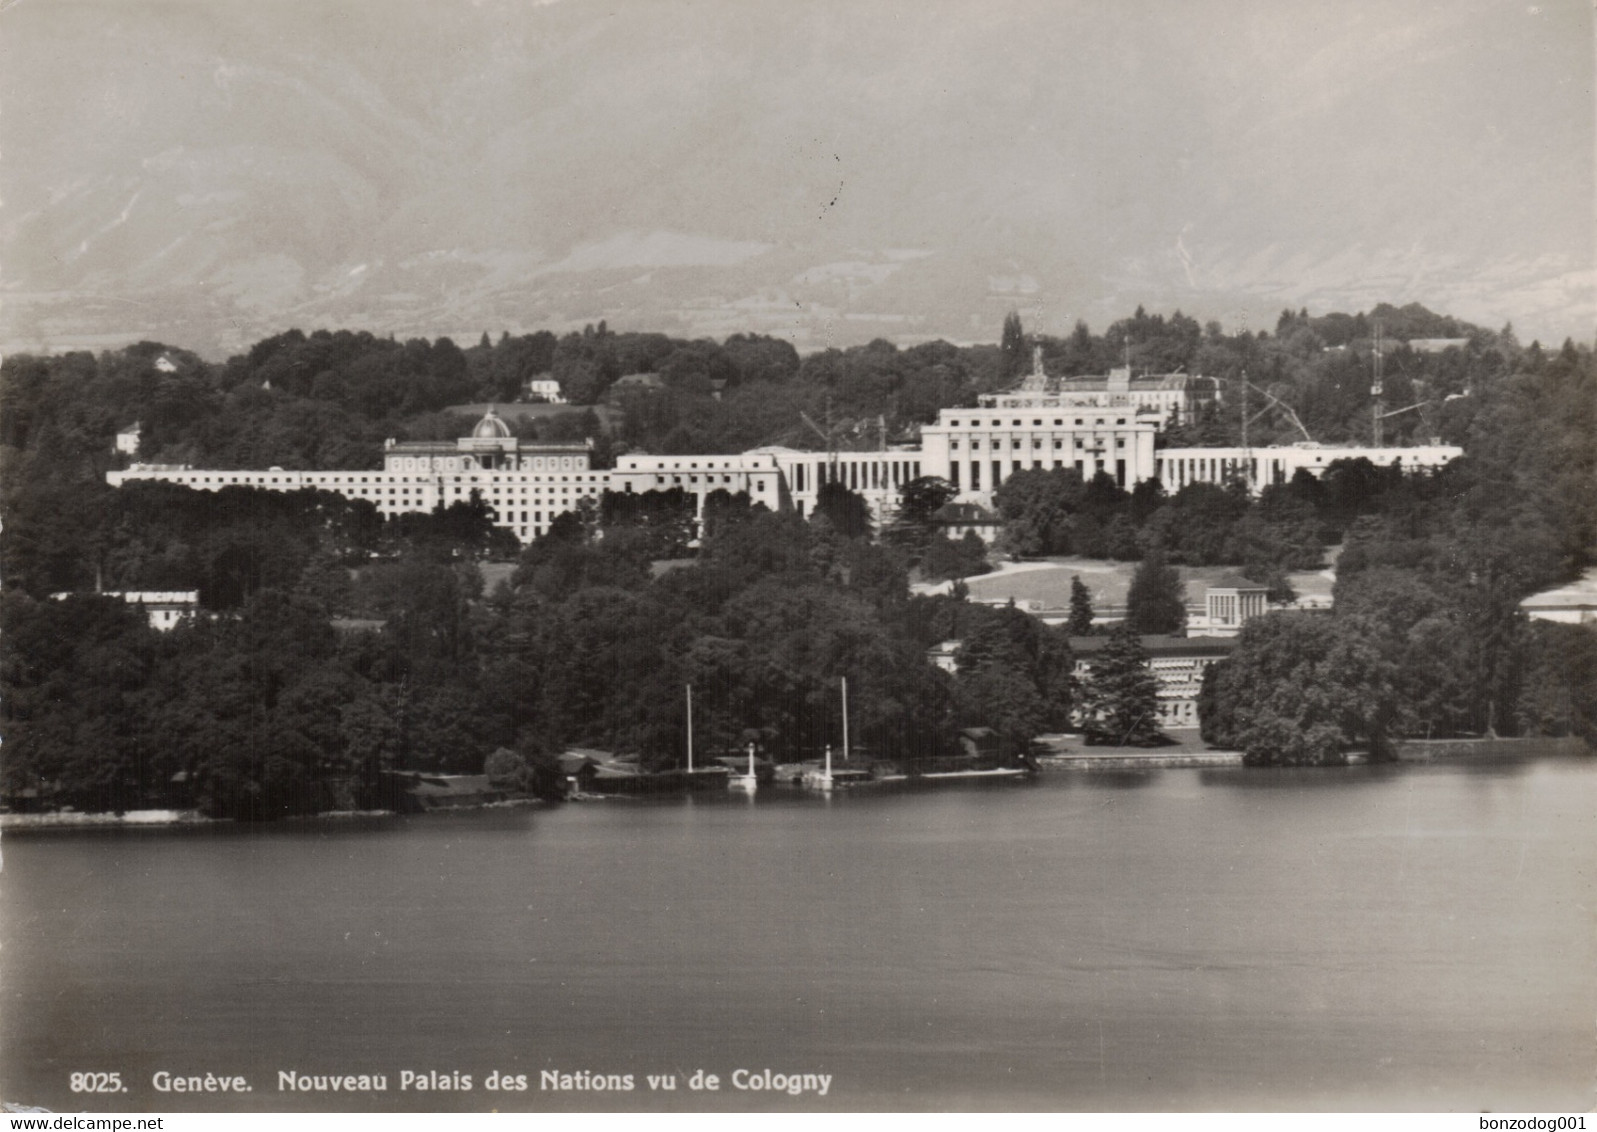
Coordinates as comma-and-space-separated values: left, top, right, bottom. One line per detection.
106, 359, 1463, 545
1186, 577, 1272, 638
105, 408, 923, 541
921, 402, 1160, 495
918, 349, 1190, 496
920, 349, 1458, 504
607, 446, 924, 521
108, 409, 606, 544
983, 348, 1217, 430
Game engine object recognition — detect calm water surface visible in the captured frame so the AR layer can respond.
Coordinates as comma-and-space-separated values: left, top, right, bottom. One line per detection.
2, 754, 1593, 1112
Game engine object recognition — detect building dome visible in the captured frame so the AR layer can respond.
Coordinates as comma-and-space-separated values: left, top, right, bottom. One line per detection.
472, 407, 512, 439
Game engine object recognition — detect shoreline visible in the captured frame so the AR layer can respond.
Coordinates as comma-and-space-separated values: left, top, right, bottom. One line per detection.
1037, 750, 1245, 770
1037, 732, 1593, 770
0, 800, 546, 832
1032, 731, 1243, 770
4, 738, 1586, 828
0, 809, 216, 831
1394, 735, 1590, 760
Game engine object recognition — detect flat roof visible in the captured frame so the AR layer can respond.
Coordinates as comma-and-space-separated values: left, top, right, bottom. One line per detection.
1068, 635, 1237, 658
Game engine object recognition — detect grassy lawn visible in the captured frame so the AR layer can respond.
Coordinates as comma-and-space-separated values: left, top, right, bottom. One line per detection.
961, 553, 1338, 610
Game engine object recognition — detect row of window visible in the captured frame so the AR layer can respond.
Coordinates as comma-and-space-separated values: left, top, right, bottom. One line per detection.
790, 460, 920, 494
636, 473, 760, 486
946, 417, 1130, 428
951, 438, 1128, 451
391, 456, 585, 471
192, 484, 587, 499
157, 477, 589, 512
371, 502, 577, 529
988, 395, 1177, 407
184, 472, 598, 487
622, 459, 765, 471
453, 473, 600, 483
948, 457, 1128, 491
1155, 457, 1259, 488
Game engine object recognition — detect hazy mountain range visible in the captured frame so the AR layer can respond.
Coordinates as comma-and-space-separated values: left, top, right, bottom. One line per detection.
3, 0, 1591, 360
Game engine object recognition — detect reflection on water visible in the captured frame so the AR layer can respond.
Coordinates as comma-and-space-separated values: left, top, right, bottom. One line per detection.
2, 750, 1592, 1112
1062, 769, 1159, 790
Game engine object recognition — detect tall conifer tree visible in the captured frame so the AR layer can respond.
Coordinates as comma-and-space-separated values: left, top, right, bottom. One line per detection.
1125, 542, 1186, 634
1067, 576, 1095, 636
1078, 622, 1162, 746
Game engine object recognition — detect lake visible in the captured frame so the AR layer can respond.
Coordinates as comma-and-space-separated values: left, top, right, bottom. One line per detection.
2, 751, 1592, 1112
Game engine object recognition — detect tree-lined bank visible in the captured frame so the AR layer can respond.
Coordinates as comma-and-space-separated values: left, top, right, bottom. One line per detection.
2, 305, 1592, 815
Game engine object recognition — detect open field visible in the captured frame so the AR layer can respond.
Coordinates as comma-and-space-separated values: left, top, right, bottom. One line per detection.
942, 552, 1339, 611
486, 546, 1343, 613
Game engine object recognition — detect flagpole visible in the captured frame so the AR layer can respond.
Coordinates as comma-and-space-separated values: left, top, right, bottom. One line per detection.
841, 676, 850, 763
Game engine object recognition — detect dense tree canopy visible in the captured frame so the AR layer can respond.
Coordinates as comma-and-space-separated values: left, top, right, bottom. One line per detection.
953, 604, 1075, 752
919, 531, 991, 583
1201, 613, 1400, 765
2, 302, 1590, 811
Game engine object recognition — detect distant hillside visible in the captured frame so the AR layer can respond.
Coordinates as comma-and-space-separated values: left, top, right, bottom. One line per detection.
3, 2, 1589, 358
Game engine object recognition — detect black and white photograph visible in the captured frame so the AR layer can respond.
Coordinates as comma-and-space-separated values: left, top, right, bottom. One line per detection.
1, 0, 1593, 1116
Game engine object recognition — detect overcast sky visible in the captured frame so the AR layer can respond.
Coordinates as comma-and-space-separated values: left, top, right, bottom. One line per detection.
2, 0, 1591, 356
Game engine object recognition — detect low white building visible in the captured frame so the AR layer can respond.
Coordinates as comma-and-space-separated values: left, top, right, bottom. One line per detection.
609, 446, 925, 525
608, 450, 787, 514
1521, 574, 1597, 625
524, 378, 565, 403
1187, 578, 1272, 638
1070, 635, 1238, 730
115, 422, 141, 456
51, 590, 200, 631
926, 640, 961, 673
1154, 441, 1461, 494
927, 501, 1002, 542
929, 629, 1233, 728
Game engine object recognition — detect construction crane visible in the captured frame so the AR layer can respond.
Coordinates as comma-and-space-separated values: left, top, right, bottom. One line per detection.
798, 400, 840, 482
1373, 387, 1438, 444
1227, 318, 1316, 445
1375, 400, 1433, 422
1372, 347, 1440, 441
1243, 379, 1314, 443
1239, 368, 1249, 453
1372, 323, 1386, 446
1243, 372, 1430, 450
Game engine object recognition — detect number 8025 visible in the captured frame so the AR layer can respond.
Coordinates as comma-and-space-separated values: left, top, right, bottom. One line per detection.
70, 1072, 125, 1093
